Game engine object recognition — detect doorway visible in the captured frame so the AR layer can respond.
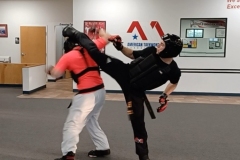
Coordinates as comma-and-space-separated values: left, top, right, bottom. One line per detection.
55, 24, 71, 79
54, 24, 72, 92
55, 24, 66, 64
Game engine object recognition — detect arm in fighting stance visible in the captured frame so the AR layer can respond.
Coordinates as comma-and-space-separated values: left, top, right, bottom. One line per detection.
120, 46, 135, 59
98, 28, 111, 44
158, 82, 178, 112
46, 54, 69, 78
47, 66, 64, 78
158, 68, 181, 113
163, 82, 178, 96
163, 68, 181, 96
108, 35, 135, 59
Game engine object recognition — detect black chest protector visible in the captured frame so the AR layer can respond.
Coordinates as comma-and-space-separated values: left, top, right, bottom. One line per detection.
70, 66, 99, 84
129, 53, 171, 91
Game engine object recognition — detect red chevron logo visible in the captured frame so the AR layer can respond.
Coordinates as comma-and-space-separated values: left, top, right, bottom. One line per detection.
127, 21, 164, 40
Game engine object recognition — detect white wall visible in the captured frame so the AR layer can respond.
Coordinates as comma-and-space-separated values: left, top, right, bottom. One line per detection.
73, 80, 77, 90
70, 0, 240, 94
0, 0, 73, 80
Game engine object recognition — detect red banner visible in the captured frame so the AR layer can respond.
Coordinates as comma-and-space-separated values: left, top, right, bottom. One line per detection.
190, 19, 226, 28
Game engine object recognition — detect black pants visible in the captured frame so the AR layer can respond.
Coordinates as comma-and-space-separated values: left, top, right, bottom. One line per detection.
73, 32, 149, 158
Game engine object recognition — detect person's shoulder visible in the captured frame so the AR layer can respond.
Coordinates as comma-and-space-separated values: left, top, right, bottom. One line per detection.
139, 46, 156, 57
170, 59, 179, 67
170, 60, 181, 72
143, 46, 156, 53
67, 49, 81, 56
61, 50, 81, 62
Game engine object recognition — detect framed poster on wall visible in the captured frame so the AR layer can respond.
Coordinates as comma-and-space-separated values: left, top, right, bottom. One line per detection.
182, 38, 197, 48
84, 20, 106, 53
0, 24, 8, 37
215, 28, 225, 38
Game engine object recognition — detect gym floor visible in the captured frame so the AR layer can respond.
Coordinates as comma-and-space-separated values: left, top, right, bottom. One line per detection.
18, 78, 240, 105
1, 79, 240, 160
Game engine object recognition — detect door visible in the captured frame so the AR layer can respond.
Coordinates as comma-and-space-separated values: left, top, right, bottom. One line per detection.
20, 26, 46, 64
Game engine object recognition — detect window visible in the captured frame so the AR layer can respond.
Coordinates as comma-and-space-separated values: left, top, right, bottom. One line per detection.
194, 29, 203, 38
186, 29, 194, 38
186, 29, 204, 38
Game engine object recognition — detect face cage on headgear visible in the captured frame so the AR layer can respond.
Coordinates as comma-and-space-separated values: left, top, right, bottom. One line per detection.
159, 34, 183, 58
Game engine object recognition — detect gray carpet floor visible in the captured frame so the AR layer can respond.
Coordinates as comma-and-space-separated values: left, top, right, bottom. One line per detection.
0, 88, 240, 160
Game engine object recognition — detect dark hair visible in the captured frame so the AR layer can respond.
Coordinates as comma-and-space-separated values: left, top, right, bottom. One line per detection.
63, 38, 77, 53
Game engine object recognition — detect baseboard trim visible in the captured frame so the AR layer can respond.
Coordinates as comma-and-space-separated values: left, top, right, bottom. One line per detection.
22, 85, 46, 94
56, 76, 63, 81
0, 84, 22, 87
105, 90, 240, 97
73, 89, 240, 96
48, 76, 64, 82
48, 79, 56, 82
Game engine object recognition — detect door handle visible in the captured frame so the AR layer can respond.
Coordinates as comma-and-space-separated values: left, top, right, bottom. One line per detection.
21, 53, 25, 56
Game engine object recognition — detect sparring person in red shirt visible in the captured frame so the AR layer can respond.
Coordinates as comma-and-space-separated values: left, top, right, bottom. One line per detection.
47, 30, 111, 160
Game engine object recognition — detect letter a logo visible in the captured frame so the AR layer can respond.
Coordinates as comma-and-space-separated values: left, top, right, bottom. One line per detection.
150, 21, 164, 37
127, 21, 148, 40
127, 21, 164, 40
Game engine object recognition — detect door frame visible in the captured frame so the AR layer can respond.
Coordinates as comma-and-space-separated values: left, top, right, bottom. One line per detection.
54, 24, 68, 63
53, 23, 72, 62
54, 23, 72, 79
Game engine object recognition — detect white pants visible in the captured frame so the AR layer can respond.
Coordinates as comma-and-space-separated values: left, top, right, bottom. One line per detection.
61, 88, 109, 155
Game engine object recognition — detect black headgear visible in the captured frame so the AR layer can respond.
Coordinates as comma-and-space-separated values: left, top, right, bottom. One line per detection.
159, 34, 183, 58
63, 38, 77, 53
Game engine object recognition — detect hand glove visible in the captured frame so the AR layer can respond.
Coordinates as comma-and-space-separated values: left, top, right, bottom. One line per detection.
157, 93, 169, 112
108, 35, 123, 51
46, 65, 54, 75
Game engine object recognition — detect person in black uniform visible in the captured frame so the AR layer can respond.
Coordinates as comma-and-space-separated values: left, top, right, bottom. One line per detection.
62, 26, 183, 160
